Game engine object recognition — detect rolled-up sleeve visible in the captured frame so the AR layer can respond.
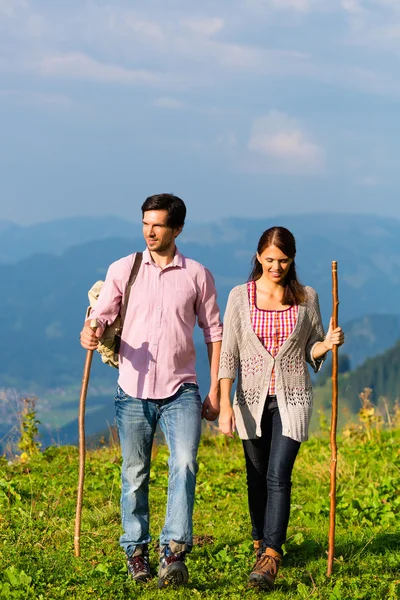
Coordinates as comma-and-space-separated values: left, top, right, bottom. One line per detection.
218, 289, 239, 381
195, 267, 223, 343
86, 261, 123, 330
305, 291, 326, 373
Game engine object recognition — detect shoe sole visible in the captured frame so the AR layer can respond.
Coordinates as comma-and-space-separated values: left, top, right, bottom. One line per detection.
248, 573, 274, 589
158, 563, 189, 588
129, 573, 152, 583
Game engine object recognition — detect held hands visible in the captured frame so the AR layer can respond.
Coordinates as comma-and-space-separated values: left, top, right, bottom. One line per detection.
79, 321, 104, 351
202, 389, 220, 421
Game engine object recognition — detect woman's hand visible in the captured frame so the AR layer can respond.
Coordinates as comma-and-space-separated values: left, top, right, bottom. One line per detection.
323, 318, 345, 351
311, 318, 345, 360
218, 404, 236, 438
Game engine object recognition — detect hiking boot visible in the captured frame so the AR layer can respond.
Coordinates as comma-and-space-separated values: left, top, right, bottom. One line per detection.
248, 547, 282, 588
253, 539, 263, 555
126, 544, 151, 582
158, 541, 189, 588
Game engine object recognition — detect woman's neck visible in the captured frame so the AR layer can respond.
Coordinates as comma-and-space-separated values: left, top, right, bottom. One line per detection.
254, 277, 289, 310
256, 277, 285, 297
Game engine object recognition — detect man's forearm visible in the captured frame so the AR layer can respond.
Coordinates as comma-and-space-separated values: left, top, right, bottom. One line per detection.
207, 340, 222, 393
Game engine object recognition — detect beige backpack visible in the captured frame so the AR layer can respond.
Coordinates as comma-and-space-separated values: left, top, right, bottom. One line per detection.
86, 252, 143, 368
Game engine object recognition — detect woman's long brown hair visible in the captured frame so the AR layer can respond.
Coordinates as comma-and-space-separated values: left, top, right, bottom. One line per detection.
248, 226, 306, 305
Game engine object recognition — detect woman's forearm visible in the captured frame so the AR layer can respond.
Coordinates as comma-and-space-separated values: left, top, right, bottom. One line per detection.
220, 378, 234, 409
311, 340, 330, 360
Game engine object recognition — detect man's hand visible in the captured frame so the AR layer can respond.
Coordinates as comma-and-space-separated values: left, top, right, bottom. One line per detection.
218, 405, 236, 438
201, 389, 220, 421
79, 321, 104, 350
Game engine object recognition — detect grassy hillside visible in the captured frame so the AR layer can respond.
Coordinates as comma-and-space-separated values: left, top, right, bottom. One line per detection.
1, 425, 399, 599
314, 340, 400, 419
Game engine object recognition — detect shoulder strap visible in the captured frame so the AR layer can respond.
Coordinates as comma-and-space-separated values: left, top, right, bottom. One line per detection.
119, 252, 143, 333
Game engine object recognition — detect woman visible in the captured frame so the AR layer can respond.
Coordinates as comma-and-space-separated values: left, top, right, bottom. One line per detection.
218, 226, 344, 589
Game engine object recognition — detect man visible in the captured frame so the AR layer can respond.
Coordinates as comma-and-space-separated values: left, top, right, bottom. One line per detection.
80, 194, 222, 588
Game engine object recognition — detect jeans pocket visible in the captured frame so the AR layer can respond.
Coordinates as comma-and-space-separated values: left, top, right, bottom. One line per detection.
114, 385, 129, 402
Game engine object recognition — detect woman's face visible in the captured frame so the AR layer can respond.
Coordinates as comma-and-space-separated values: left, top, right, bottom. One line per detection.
257, 244, 293, 284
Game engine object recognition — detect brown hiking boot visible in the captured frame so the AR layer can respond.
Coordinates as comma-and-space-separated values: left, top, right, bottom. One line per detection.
248, 547, 282, 588
253, 539, 263, 555
126, 544, 151, 582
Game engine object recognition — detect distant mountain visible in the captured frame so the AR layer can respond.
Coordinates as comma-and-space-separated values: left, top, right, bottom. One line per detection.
0, 216, 140, 264
339, 314, 400, 369
1, 213, 400, 450
315, 339, 400, 416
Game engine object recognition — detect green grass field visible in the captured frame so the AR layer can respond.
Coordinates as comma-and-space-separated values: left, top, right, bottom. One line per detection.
1, 425, 399, 599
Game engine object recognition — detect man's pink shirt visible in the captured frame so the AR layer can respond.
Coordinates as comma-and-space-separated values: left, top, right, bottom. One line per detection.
89, 247, 223, 400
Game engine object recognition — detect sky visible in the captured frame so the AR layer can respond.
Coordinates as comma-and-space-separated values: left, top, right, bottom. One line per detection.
1, 0, 400, 225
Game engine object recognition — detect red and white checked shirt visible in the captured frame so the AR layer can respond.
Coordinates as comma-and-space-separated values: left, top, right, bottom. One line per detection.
247, 280, 298, 395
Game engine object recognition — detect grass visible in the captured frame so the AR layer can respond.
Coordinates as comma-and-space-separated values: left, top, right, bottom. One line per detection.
1, 427, 399, 599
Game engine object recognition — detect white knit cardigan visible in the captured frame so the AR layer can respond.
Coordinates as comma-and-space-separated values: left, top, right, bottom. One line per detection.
218, 284, 325, 442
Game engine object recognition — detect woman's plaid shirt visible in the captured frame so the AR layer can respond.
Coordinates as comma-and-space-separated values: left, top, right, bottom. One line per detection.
247, 280, 298, 395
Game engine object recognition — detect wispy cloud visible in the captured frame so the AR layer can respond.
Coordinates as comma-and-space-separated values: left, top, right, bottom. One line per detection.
248, 111, 325, 174
153, 96, 185, 109
0, 0, 27, 17
0, 89, 71, 108
180, 17, 224, 36
37, 53, 165, 86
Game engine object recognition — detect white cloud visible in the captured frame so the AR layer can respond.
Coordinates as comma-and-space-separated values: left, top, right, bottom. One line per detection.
181, 17, 224, 36
0, 89, 71, 108
245, 0, 326, 14
123, 14, 164, 41
355, 175, 379, 186
248, 111, 325, 173
265, 0, 311, 11
153, 96, 185, 109
0, 0, 27, 17
216, 133, 238, 147
37, 53, 163, 86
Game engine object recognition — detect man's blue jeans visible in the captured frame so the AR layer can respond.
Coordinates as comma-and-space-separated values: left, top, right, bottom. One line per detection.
114, 383, 202, 557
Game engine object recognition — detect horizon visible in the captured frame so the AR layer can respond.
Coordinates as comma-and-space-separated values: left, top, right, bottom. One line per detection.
3, 209, 400, 228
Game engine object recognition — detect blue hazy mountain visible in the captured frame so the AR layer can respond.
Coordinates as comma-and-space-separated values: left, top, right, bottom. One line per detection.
0, 213, 399, 448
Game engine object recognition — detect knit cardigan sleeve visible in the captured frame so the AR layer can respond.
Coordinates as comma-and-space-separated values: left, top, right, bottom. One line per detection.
218, 288, 240, 381
305, 287, 326, 373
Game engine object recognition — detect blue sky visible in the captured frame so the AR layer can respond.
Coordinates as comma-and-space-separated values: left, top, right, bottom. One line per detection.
1, 0, 399, 225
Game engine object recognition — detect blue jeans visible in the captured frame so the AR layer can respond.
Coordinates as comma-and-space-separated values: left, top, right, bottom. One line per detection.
114, 383, 202, 557
242, 397, 301, 556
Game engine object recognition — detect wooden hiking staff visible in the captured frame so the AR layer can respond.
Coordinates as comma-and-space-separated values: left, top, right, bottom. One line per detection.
327, 261, 339, 577
74, 318, 98, 558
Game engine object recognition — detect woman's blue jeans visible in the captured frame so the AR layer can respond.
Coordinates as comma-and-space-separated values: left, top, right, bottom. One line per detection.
114, 383, 202, 557
242, 397, 301, 556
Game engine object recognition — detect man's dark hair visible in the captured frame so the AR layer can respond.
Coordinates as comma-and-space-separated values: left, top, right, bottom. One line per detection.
141, 193, 186, 229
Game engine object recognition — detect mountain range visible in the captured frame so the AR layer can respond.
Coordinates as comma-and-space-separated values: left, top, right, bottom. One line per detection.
0, 213, 399, 449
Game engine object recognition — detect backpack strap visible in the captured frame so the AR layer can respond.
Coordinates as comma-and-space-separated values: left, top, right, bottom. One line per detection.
119, 251, 143, 331
114, 252, 143, 357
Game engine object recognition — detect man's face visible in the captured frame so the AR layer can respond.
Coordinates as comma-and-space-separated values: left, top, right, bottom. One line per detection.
142, 210, 181, 253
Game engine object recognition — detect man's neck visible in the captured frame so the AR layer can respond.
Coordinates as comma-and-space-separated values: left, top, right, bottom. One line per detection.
150, 245, 177, 269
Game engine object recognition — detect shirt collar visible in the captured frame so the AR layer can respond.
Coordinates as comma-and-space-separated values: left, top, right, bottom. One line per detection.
142, 246, 183, 268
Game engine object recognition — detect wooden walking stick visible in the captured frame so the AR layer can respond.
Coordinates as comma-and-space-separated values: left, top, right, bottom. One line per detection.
74, 318, 98, 558
327, 261, 339, 576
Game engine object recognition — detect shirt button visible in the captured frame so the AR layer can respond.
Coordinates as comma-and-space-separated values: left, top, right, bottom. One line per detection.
277, 383, 282, 390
